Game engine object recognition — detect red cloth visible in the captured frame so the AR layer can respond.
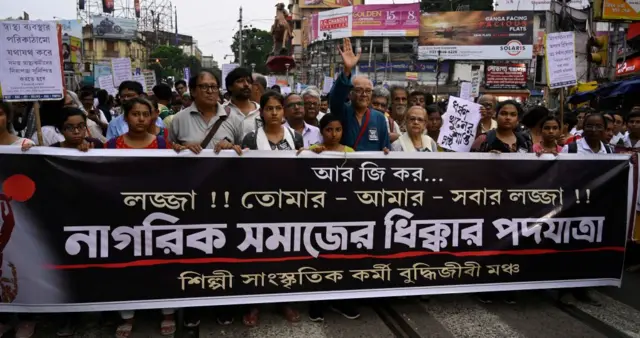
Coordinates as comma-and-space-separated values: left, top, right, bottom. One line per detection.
107, 135, 172, 149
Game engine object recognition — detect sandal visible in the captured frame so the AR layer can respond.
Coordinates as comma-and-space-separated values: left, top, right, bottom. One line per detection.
115, 323, 133, 338
15, 321, 36, 338
283, 306, 301, 323
242, 308, 259, 327
160, 319, 176, 336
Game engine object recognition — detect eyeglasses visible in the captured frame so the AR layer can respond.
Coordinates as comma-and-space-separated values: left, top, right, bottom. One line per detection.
353, 88, 373, 95
286, 102, 304, 108
62, 124, 87, 132
408, 116, 426, 123
197, 84, 219, 92
583, 125, 604, 131
304, 101, 318, 107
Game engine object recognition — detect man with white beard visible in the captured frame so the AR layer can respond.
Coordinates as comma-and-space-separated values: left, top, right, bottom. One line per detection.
389, 85, 409, 132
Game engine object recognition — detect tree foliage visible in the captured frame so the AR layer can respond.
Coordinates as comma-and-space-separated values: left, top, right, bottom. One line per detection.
420, 0, 493, 12
231, 27, 273, 74
149, 45, 213, 81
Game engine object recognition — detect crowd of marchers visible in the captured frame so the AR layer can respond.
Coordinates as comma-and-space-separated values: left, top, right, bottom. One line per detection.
0, 37, 639, 338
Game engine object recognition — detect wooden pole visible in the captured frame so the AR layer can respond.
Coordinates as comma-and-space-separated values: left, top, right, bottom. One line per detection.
559, 88, 565, 132
33, 102, 43, 146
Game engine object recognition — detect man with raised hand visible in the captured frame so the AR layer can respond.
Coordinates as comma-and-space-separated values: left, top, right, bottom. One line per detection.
329, 38, 390, 152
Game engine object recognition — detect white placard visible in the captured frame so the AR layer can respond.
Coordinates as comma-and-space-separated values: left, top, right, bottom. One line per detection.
437, 96, 482, 153
280, 86, 292, 95
459, 82, 472, 102
322, 76, 334, 95
266, 76, 277, 88
545, 32, 577, 89
470, 69, 481, 98
133, 74, 147, 93
0, 21, 64, 101
97, 75, 117, 96
221, 63, 239, 91
110, 57, 132, 88
142, 70, 157, 94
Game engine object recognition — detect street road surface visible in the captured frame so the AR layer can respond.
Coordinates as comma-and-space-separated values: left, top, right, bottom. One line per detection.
21, 271, 640, 337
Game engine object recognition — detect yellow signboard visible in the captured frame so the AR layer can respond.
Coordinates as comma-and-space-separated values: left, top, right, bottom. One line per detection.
595, 0, 640, 21
300, 0, 363, 9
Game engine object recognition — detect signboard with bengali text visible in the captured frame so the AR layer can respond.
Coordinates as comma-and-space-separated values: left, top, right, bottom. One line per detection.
484, 62, 528, 90
0, 148, 630, 312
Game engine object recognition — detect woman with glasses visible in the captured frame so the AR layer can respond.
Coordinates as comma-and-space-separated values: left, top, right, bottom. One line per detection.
50, 107, 104, 151
391, 106, 438, 152
561, 112, 611, 154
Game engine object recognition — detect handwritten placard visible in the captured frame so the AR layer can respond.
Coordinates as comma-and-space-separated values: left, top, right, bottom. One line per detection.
437, 96, 482, 152
142, 70, 157, 95
545, 32, 577, 89
0, 21, 64, 101
322, 76, 334, 95
110, 57, 132, 88
133, 74, 147, 94
459, 82, 472, 102
98, 75, 117, 96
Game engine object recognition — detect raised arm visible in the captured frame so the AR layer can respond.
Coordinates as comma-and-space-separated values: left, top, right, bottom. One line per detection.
329, 38, 362, 119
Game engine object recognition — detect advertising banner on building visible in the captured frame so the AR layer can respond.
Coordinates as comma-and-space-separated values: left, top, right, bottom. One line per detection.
484, 62, 528, 89
418, 11, 534, 61
0, 148, 630, 312
134, 0, 141, 18
616, 56, 640, 77
102, 0, 114, 13
358, 61, 449, 73
596, 0, 640, 21
317, 6, 353, 40
92, 16, 137, 40
352, 3, 420, 37
58, 19, 83, 72
493, 0, 587, 11
301, 0, 363, 9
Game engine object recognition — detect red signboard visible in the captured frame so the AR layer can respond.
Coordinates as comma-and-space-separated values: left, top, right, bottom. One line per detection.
616, 57, 640, 77
484, 62, 528, 90
320, 16, 349, 30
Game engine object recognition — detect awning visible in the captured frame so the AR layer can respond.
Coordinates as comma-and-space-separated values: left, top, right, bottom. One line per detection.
568, 77, 640, 104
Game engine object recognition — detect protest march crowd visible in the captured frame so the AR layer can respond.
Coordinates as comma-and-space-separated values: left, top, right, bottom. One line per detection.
0, 37, 638, 338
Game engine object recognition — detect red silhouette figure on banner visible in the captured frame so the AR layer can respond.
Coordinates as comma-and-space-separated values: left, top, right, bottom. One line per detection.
0, 174, 36, 303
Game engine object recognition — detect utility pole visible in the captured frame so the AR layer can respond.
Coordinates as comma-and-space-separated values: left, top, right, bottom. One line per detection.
239, 7, 244, 67
174, 6, 178, 45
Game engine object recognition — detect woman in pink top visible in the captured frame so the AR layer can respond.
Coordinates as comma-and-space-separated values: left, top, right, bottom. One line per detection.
534, 116, 563, 155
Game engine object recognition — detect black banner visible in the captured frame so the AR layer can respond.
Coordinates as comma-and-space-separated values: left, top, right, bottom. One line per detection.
0, 149, 631, 312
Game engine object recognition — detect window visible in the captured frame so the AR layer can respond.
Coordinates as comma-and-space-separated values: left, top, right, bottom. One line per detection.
106, 41, 116, 52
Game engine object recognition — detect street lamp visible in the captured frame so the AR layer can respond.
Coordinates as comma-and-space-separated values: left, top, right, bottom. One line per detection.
285, 63, 291, 86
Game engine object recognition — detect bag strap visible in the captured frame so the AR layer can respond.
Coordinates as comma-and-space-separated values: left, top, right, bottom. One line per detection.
352, 109, 371, 150
568, 142, 578, 153
200, 107, 230, 148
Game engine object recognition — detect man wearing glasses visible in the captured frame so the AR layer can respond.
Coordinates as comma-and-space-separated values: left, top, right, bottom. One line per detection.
284, 93, 321, 147
302, 87, 322, 127
328, 38, 390, 152
168, 69, 244, 154
477, 94, 498, 135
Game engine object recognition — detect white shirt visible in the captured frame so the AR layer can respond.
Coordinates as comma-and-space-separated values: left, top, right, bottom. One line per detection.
569, 127, 583, 136
284, 121, 322, 148
224, 101, 261, 138
561, 138, 608, 154
610, 132, 624, 146
316, 111, 326, 122
30, 126, 64, 146
621, 133, 640, 148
